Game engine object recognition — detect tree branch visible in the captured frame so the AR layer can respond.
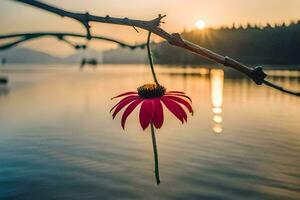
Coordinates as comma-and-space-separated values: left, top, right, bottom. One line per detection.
9, 1, 239, 66
10, 0, 300, 97
0, 32, 146, 50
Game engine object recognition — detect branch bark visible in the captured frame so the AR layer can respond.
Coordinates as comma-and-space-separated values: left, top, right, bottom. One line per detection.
9, 0, 300, 97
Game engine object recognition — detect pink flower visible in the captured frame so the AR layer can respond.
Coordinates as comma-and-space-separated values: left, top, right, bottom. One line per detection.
111, 83, 193, 130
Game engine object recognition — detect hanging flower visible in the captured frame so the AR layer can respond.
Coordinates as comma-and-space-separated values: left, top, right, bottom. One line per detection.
110, 83, 193, 130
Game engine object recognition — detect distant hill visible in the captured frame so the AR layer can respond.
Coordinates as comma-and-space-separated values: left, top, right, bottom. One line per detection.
0, 47, 62, 64
102, 48, 147, 64
63, 49, 103, 64
65, 48, 147, 64
0, 47, 147, 64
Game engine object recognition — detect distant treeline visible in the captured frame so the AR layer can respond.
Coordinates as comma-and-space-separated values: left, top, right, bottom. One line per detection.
153, 21, 300, 65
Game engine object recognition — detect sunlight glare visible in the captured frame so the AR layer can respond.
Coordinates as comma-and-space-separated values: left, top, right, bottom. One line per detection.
196, 20, 206, 30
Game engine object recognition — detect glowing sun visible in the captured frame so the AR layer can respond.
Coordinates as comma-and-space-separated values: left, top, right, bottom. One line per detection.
196, 20, 206, 30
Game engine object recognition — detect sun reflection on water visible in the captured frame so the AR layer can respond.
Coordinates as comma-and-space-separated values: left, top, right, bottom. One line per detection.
210, 69, 224, 134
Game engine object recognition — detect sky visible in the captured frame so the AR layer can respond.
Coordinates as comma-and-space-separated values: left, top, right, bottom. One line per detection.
1, 0, 300, 56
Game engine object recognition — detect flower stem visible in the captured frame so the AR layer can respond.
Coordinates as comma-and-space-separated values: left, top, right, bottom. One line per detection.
150, 123, 160, 184
147, 31, 159, 85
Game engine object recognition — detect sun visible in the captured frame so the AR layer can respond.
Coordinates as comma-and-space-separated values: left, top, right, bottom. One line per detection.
196, 20, 206, 30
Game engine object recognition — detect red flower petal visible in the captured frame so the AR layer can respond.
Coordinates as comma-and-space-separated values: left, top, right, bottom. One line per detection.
121, 99, 142, 129
139, 100, 154, 130
172, 100, 187, 122
165, 96, 193, 115
152, 98, 164, 129
110, 95, 139, 112
112, 96, 139, 119
161, 97, 185, 123
111, 92, 138, 100
165, 94, 192, 103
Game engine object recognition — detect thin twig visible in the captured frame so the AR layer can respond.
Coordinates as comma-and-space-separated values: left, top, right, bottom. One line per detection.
146, 32, 159, 85
10, 0, 300, 97
263, 79, 300, 96
0, 32, 146, 50
0, 37, 30, 50
150, 123, 160, 185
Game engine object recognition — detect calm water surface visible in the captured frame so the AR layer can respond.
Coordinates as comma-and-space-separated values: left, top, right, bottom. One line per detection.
0, 64, 299, 200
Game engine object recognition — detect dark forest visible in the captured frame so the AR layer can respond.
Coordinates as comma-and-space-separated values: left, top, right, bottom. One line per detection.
154, 21, 300, 65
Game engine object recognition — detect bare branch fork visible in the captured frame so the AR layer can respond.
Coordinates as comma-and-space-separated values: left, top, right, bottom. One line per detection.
0, 32, 146, 50
10, 0, 300, 97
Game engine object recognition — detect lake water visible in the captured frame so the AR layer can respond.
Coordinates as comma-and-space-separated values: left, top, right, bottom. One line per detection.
0, 64, 299, 200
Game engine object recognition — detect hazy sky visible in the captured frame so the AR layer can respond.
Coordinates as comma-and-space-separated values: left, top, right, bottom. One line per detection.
1, 0, 300, 56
